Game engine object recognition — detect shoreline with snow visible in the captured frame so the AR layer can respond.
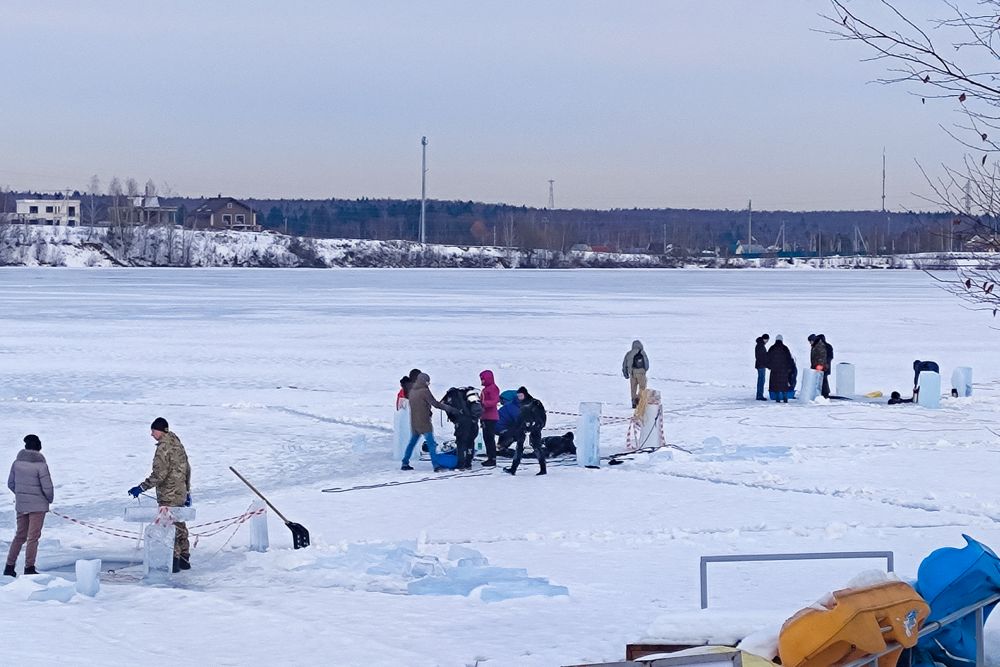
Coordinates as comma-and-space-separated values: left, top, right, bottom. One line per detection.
0, 224, 996, 269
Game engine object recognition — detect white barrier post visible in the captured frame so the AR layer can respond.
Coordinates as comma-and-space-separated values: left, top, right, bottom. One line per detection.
951, 367, 973, 397
637, 390, 662, 450
577, 402, 602, 468
836, 362, 855, 398
249, 500, 269, 553
800, 369, 823, 402
917, 371, 941, 408
392, 400, 412, 461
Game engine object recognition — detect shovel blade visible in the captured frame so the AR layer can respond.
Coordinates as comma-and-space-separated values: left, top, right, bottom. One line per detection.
287, 521, 310, 549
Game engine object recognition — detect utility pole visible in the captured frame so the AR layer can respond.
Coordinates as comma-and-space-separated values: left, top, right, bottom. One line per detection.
547, 180, 555, 210
419, 136, 428, 244
883, 148, 892, 255
747, 199, 752, 252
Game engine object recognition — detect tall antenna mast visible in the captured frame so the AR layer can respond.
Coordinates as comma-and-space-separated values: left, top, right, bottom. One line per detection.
881, 148, 886, 213
547, 180, 555, 210
419, 136, 428, 244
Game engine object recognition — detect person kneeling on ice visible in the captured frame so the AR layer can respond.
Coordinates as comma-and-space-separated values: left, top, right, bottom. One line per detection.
442, 386, 483, 470
542, 431, 575, 457
495, 389, 521, 456
401, 373, 458, 472
5, 435, 54, 578
127, 418, 192, 574
504, 386, 547, 476
888, 391, 914, 405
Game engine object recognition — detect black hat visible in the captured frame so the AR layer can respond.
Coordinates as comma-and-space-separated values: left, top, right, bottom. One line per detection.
23, 434, 41, 451
150, 417, 169, 432
807, 334, 816, 342
517, 386, 532, 399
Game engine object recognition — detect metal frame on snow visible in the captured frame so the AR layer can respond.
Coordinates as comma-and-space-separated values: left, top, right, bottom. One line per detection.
699, 551, 894, 609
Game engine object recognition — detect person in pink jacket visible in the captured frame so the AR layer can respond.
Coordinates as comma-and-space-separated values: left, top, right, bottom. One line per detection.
480, 370, 500, 467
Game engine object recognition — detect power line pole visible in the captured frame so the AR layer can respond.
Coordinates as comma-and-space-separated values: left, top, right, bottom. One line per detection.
547, 180, 555, 210
747, 198, 752, 251
419, 136, 428, 244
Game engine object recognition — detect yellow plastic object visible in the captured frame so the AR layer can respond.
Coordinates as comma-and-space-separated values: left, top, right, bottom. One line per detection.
778, 581, 929, 667
865, 391, 884, 398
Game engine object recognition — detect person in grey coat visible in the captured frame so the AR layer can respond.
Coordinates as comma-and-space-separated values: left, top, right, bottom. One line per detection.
5, 434, 54, 577
622, 340, 649, 408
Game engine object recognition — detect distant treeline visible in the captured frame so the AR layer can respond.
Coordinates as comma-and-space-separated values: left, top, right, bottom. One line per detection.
4, 190, 971, 256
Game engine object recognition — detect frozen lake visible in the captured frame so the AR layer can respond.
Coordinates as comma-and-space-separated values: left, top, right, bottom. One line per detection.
1, 268, 999, 665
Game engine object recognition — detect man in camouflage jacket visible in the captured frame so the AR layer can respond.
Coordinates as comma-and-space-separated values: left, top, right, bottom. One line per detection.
128, 417, 192, 572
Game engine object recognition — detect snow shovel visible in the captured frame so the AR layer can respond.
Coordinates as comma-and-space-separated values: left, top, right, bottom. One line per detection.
229, 467, 310, 549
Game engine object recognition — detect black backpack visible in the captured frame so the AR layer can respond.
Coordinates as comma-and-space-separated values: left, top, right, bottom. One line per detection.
444, 387, 482, 422
632, 351, 646, 370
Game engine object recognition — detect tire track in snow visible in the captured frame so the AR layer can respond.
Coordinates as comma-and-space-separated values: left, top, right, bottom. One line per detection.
656, 469, 1000, 525
425, 520, 970, 548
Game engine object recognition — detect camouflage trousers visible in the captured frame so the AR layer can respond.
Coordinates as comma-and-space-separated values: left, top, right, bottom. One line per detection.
174, 521, 190, 557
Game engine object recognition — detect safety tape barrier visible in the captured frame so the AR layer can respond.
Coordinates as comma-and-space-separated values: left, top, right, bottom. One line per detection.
52, 507, 267, 545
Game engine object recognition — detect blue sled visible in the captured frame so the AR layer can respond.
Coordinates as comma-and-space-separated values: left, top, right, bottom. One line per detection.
904, 534, 1000, 667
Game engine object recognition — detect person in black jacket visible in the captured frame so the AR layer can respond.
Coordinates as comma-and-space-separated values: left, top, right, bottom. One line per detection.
766, 335, 794, 403
912, 360, 940, 391
754, 334, 770, 401
504, 386, 547, 476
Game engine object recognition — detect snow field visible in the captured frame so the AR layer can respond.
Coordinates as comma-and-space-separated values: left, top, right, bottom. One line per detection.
0, 268, 998, 666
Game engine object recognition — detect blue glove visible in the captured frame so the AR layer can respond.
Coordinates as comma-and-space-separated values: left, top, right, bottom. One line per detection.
184, 493, 192, 507
128, 486, 144, 498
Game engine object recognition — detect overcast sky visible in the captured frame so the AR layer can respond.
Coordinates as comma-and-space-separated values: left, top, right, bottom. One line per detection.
0, 1, 966, 210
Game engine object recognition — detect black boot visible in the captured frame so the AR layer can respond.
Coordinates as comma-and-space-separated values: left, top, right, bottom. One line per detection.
503, 467, 515, 475
481, 459, 496, 467
3, 565, 15, 578
178, 554, 191, 571
172, 557, 181, 574
23, 566, 38, 575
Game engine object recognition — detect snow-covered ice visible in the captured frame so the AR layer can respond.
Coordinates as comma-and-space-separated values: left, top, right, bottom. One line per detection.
1, 268, 999, 665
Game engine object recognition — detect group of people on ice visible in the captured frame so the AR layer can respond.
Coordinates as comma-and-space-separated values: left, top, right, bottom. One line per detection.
754, 333, 834, 402
5, 418, 192, 578
396, 369, 551, 476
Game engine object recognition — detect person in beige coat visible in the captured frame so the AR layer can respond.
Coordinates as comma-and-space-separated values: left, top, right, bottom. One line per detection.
128, 417, 192, 573
5, 434, 54, 577
401, 373, 457, 471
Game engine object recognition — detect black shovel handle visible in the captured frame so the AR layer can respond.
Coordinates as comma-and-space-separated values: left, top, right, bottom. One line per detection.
229, 466, 292, 524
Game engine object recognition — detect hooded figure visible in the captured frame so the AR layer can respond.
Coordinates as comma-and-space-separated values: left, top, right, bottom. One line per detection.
5, 435, 54, 577
504, 386, 548, 476
479, 370, 500, 467
496, 390, 521, 455
766, 337, 794, 402
401, 373, 455, 471
622, 340, 649, 408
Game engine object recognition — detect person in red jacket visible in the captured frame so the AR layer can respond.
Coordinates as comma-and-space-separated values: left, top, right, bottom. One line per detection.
479, 370, 500, 467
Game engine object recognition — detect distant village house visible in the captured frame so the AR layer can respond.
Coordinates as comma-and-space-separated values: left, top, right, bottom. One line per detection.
15, 198, 80, 226
108, 195, 178, 226
186, 196, 260, 231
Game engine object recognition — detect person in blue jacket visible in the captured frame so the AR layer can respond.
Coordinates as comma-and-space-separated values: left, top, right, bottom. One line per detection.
495, 389, 521, 455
